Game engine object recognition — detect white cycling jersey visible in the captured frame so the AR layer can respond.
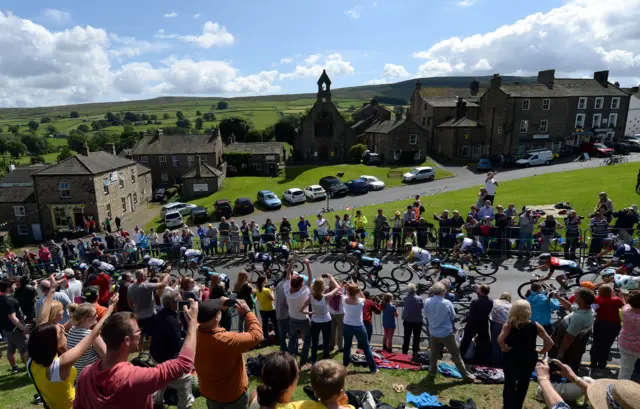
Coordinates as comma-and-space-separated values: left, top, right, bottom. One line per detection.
409, 247, 431, 266
460, 238, 479, 251
184, 249, 201, 258
613, 274, 640, 291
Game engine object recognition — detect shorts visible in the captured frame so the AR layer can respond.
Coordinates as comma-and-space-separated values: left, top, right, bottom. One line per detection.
138, 316, 156, 337
468, 246, 483, 257
188, 257, 200, 265
416, 254, 432, 266
556, 266, 583, 280
2, 329, 27, 355
299, 232, 309, 240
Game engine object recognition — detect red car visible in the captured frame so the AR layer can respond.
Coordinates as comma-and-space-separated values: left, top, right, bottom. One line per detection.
580, 142, 613, 157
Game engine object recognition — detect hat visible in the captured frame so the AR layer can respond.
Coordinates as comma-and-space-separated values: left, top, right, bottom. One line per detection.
586, 379, 640, 409
453, 210, 459, 213
197, 299, 225, 323
84, 286, 98, 298
395, 211, 401, 216
525, 206, 531, 211
64, 268, 75, 278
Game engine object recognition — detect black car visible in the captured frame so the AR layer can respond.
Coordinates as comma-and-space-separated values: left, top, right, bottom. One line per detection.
214, 199, 233, 220
362, 152, 380, 165
490, 154, 517, 168
152, 188, 166, 202
234, 197, 255, 215
319, 176, 349, 198
191, 206, 209, 224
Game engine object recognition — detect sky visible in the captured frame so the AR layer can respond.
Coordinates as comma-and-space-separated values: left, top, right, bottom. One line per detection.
1, 0, 639, 107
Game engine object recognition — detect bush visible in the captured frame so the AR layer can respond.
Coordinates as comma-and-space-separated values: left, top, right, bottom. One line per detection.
170, 184, 181, 194
165, 187, 178, 198
349, 144, 368, 162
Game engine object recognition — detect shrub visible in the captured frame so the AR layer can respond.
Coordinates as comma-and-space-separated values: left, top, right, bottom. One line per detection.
349, 143, 368, 162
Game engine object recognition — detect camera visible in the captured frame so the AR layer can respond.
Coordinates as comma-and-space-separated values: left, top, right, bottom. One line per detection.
548, 360, 559, 373
223, 298, 237, 308
178, 300, 190, 310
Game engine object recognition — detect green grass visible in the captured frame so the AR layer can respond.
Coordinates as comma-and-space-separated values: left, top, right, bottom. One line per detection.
0, 152, 61, 166
0, 345, 545, 409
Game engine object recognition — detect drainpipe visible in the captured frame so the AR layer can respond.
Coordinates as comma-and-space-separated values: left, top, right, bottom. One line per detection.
488, 108, 496, 155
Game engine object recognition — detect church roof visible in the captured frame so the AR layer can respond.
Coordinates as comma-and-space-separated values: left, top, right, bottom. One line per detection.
317, 70, 331, 86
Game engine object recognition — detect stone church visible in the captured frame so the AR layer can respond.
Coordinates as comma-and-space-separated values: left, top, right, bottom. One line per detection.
294, 70, 356, 162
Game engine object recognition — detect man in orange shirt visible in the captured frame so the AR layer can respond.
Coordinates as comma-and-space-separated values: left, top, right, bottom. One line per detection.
85, 286, 107, 321
195, 297, 262, 409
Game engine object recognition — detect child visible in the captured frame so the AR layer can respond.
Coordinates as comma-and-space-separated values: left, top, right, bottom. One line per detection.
381, 293, 397, 352
307, 360, 354, 409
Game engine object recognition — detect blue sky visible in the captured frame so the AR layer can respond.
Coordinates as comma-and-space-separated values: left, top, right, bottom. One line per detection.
0, 0, 638, 106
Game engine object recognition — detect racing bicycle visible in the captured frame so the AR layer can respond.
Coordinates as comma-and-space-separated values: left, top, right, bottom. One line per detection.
340, 267, 399, 293
434, 249, 499, 277
516, 263, 600, 299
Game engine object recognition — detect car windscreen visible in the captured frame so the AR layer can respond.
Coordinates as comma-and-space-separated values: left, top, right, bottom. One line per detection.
265, 194, 276, 200
166, 213, 181, 220
292, 191, 304, 196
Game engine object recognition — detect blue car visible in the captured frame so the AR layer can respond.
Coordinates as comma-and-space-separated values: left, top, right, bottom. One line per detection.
257, 190, 282, 209
345, 179, 370, 195
476, 158, 492, 173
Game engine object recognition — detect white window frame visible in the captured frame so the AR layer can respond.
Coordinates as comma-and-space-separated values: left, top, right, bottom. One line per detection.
393, 149, 402, 160
519, 120, 528, 133
140, 156, 148, 164
13, 205, 26, 217
131, 168, 136, 184
575, 114, 585, 128
159, 156, 167, 168
103, 180, 109, 195
539, 119, 548, 133
611, 97, 620, 110
17, 225, 29, 236
59, 182, 71, 199
552, 141, 562, 152
161, 172, 169, 183
594, 97, 603, 110
609, 113, 618, 127
252, 163, 262, 171
119, 172, 125, 188
484, 145, 490, 155
413, 149, 421, 160
497, 126, 503, 135
188, 156, 194, 168
592, 113, 602, 128
172, 155, 179, 168
522, 99, 530, 111
121, 197, 127, 213
106, 203, 112, 218
578, 97, 587, 110
542, 99, 550, 110
409, 134, 417, 145
461, 145, 470, 158
133, 192, 138, 204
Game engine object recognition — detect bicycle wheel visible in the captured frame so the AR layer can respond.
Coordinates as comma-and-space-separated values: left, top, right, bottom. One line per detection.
391, 266, 414, 283
347, 275, 367, 291
376, 277, 399, 293
621, 156, 629, 164
334, 259, 353, 274
291, 260, 304, 272
472, 257, 498, 276
517, 281, 534, 299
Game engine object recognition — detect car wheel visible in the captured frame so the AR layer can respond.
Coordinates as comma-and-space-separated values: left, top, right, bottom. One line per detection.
526, 163, 531, 168
428, 175, 434, 181
544, 160, 550, 166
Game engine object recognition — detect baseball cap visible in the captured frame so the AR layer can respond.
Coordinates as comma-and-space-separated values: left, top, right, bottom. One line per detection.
64, 268, 75, 278
84, 286, 98, 299
197, 299, 224, 323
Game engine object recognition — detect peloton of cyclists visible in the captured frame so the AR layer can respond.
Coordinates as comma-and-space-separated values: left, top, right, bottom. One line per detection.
599, 267, 640, 291
350, 250, 382, 279
266, 241, 290, 260
532, 253, 582, 287
596, 236, 640, 275
403, 242, 431, 270
341, 237, 365, 253
247, 250, 274, 271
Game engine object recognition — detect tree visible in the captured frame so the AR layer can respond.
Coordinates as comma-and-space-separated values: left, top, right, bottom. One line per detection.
162, 113, 171, 120
8, 125, 19, 134
91, 121, 102, 131
216, 101, 229, 110
246, 129, 264, 142
6, 139, 27, 158
195, 117, 204, 130
30, 155, 44, 164
202, 112, 216, 122
27, 120, 39, 132
219, 117, 253, 142
67, 130, 89, 151
196, 110, 202, 116
105, 111, 122, 125
45, 124, 57, 134
77, 124, 90, 133
274, 115, 301, 145
150, 114, 158, 121
350, 144, 368, 161
69, 111, 80, 118
40, 116, 52, 123
141, 113, 150, 121
124, 112, 140, 122
176, 118, 191, 129
0, 135, 9, 154
20, 134, 49, 155
89, 131, 118, 152
57, 147, 74, 162
176, 111, 184, 120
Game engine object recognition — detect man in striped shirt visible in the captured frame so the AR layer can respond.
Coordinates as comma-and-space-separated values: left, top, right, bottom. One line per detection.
564, 211, 582, 260
589, 212, 609, 255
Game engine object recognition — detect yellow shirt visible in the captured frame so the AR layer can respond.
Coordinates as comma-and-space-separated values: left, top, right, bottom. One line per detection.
256, 288, 275, 311
28, 358, 76, 409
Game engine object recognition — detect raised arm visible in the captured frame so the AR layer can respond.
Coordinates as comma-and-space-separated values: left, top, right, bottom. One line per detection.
304, 258, 312, 286
285, 253, 297, 281
324, 275, 342, 298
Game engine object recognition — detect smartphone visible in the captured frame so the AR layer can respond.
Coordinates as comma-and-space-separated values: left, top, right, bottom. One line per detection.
548, 360, 559, 373
223, 298, 237, 308
178, 300, 190, 310
321, 274, 329, 278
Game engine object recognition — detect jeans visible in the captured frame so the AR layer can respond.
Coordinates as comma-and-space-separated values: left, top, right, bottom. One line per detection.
373, 231, 385, 249
392, 229, 401, 250
428, 333, 472, 379
206, 390, 249, 409
564, 236, 580, 259
278, 318, 294, 352
288, 318, 311, 364
540, 233, 554, 253
503, 359, 535, 409
402, 321, 422, 355
343, 324, 377, 372
490, 320, 505, 365
364, 322, 373, 342
618, 347, 640, 379
590, 236, 604, 255
330, 313, 344, 350
590, 320, 621, 367
260, 310, 279, 342
230, 237, 240, 254
152, 366, 194, 409
310, 320, 332, 362
219, 236, 230, 253
518, 231, 533, 253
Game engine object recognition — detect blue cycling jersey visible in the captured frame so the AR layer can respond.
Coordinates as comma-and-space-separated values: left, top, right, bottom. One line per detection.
441, 263, 465, 278
613, 244, 640, 262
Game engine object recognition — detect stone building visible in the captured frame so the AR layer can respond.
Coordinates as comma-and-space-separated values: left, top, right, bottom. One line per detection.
363, 108, 428, 165
295, 70, 356, 162
182, 157, 226, 200
223, 142, 285, 176
434, 98, 485, 159
623, 86, 640, 136
350, 100, 392, 139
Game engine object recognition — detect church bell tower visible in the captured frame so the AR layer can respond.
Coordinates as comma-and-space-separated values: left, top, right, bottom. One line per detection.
317, 70, 332, 103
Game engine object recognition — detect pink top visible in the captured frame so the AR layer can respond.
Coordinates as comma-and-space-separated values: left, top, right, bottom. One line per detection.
619, 305, 640, 353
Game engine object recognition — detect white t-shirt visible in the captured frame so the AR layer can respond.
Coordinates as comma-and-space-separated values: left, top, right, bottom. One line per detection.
343, 296, 365, 326
484, 178, 497, 195
310, 296, 331, 323
317, 218, 328, 234
64, 279, 83, 302
284, 281, 310, 321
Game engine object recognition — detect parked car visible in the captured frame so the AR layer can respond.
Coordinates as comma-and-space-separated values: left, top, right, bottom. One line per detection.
491, 154, 517, 168
476, 158, 493, 172
160, 202, 197, 219
257, 190, 282, 210
191, 206, 209, 224
345, 179, 370, 195
152, 188, 166, 202
580, 142, 613, 157
613, 142, 633, 154
304, 185, 326, 201
164, 211, 184, 229
516, 149, 554, 167
360, 175, 385, 191
362, 152, 381, 165
283, 188, 307, 204
402, 167, 435, 183
621, 138, 640, 151
234, 197, 255, 215
319, 176, 349, 198
214, 199, 233, 220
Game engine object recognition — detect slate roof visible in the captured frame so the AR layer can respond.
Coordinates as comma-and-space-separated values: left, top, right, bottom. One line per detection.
119, 148, 132, 157
0, 187, 35, 203
224, 142, 283, 155
500, 79, 630, 98
136, 164, 152, 175
0, 164, 48, 186
131, 134, 221, 155
419, 87, 485, 101
183, 162, 224, 179
437, 117, 483, 128
365, 117, 407, 134
422, 97, 479, 108
33, 151, 143, 176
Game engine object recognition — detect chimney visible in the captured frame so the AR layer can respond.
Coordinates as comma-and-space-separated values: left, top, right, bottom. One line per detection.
455, 97, 466, 121
490, 73, 502, 89
594, 70, 609, 87
77, 142, 90, 157
469, 79, 480, 96
104, 143, 116, 156
195, 155, 202, 178
212, 128, 219, 138
394, 106, 403, 121
537, 69, 555, 88
632, 86, 639, 94
415, 79, 422, 91
614, 81, 620, 88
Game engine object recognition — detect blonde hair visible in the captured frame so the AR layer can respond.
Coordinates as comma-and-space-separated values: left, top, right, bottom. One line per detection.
312, 279, 325, 301
48, 300, 64, 324
234, 271, 249, 292
499, 292, 512, 302
346, 282, 360, 297
69, 303, 97, 326
508, 299, 532, 328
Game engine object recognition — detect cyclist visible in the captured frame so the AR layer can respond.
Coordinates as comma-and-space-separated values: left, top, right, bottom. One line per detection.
453, 233, 484, 262
180, 247, 202, 265
430, 258, 466, 294
341, 237, 365, 253
403, 242, 431, 269
266, 241, 290, 260
247, 250, 274, 271
91, 258, 116, 275
599, 268, 640, 291
533, 253, 583, 287
597, 236, 640, 274
142, 254, 171, 275
350, 250, 382, 279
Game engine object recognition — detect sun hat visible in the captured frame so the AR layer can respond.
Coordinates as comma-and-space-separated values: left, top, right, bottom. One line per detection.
586, 379, 640, 409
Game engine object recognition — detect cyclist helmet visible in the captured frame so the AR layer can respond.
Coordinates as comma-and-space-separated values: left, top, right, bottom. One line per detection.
143, 254, 151, 263
403, 242, 413, 250
78, 262, 88, 272
455, 233, 465, 241
539, 253, 551, 261
180, 246, 187, 254
247, 250, 256, 259
602, 236, 616, 247
580, 281, 595, 291
431, 258, 441, 265
91, 259, 101, 267
600, 267, 616, 277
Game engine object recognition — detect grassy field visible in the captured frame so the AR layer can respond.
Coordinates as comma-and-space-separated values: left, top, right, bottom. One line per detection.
0, 152, 61, 167
0, 345, 545, 409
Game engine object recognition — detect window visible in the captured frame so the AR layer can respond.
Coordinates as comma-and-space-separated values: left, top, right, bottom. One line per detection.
131, 168, 136, 183
520, 120, 528, 133
409, 134, 417, 145
53, 207, 71, 227
252, 163, 262, 171
539, 119, 548, 133
427, 117, 432, 126
119, 172, 125, 188
59, 182, 71, 199
159, 156, 167, 167
121, 197, 127, 213
13, 206, 25, 217
497, 126, 503, 135
413, 149, 421, 160
575, 114, 585, 127
422, 117, 426, 126
393, 149, 402, 160
522, 99, 530, 111
606, 131, 615, 141
542, 99, 550, 110
609, 113, 618, 127
17, 225, 29, 236
611, 97, 620, 110
133, 193, 138, 204
103, 179, 109, 195
552, 141, 562, 152
161, 173, 169, 183
106, 203, 112, 218
578, 97, 587, 110
484, 145, 490, 155
592, 114, 602, 128
461, 145, 470, 157
140, 156, 148, 164
594, 97, 603, 110
172, 156, 179, 167
188, 156, 194, 168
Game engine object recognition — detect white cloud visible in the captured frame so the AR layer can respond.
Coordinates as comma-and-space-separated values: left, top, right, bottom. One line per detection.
345, 6, 362, 20
164, 12, 178, 18
413, 0, 640, 83
42, 8, 72, 23
156, 21, 234, 48
280, 57, 294, 64
193, 13, 201, 19
280, 54, 355, 80
109, 34, 170, 60
457, 0, 478, 7
366, 63, 411, 85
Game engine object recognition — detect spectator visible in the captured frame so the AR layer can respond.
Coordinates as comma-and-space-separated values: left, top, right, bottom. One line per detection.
256, 276, 278, 344
207, 223, 220, 255
316, 214, 329, 251
262, 218, 276, 243
424, 282, 477, 383
498, 300, 554, 409
518, 207, 536, 256
590, 284, 624, 369
48, 239, 64, 270
564, 210, 582, 259
618, 290, 640, 379
589, 212, 609, 255
14, 275, 37, 325
250, 352, 299, 409
505, 203, 517, 218
299, 274, 341, 362
148, 228, 159, 256
84, 286, 108, 322
74, 300, 197, 409
460, 285, 493, 362
234, 272, 255, 332
64, 268, 83, 303
342, 282, 378, 373
373, 209, 388, 251
469, 205, 480, 221
241, 220, 251, 256
612, 207, 638, 244
0, 279, 30, 373
343, 214, 354, 239
38, 244, 52, 268
334, 215, 344, 242
490, 292, 512, 363
353, 211, 367, 240
280, 217, 292, 247
527, 282, 562, 334
196, 297, 262, 409
209, 274, 231, 331
229, 219, 241, 254
116, 272, 133, 313
484, 172, 499, 204
381, 293, 397, 352
479, 200, 495, 220
362, 291, 381, 341
433, 210, 452, 248
274, 273, 291, 352
61, 238, 76, 265
404, 205, 416, 225
476, 188, 488, 209
402, 283, 424, 356
180, 277, 201, 302
150, 292, 194, 409
85, 266, 112, 307
307, 360, 352, 409
35, 278, 71, 324
298, 216, 312, 249
595, 191, 614, 222
219, 217, 231, 254
538, 215, 563, 253
284, 258, 313, 365
127, 270, 170, 352
249, 220, 260, 251
328, 280, 345, 352
67, 303, 107, 374
391, 211, 403, 251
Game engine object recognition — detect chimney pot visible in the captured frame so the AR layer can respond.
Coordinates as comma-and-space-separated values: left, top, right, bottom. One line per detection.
614, 81, 620, 88
455, 97, 467, 121
469, 79, 480, 96
78, 142, 90, 157
491, 74, 502, 89
415, 79, 422, 91
104, 143, 116, 156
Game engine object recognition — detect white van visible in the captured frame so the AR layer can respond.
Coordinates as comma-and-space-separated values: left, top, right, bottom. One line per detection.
164, 211, 184, 228
516, 149, 553, 167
